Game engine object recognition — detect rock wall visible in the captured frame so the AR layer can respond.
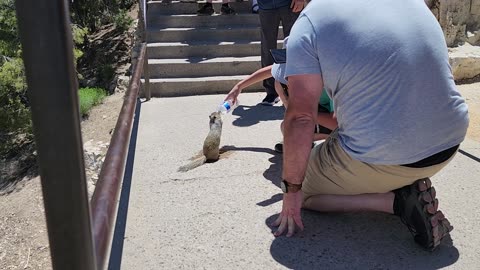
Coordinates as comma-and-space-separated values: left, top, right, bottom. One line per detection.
426, 0, 480, 47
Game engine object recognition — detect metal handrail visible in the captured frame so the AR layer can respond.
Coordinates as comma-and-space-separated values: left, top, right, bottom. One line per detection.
90, 42, 146, 269
15, 0, 150, 269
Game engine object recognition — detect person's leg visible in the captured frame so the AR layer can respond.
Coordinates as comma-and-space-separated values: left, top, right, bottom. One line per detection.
259, 9, 281, 104
274, 81, 288, 107
278, 6, 299, 38
197, 0, 214, 15
302, 131, 456, 250
221, 0, 236, 14
302, 131, 452, 198
303, 192, 395, 213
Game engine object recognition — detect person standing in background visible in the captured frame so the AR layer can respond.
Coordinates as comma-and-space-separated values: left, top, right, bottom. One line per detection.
257, 0, 303, 105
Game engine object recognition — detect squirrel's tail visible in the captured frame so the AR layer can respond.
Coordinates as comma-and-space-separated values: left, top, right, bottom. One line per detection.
177, 156, 207, 172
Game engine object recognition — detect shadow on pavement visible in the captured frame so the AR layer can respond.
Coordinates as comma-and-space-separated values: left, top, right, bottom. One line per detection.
266, 211, 459, 269
220, 145, 283, 189
107, 99, 142, 270
262, 152, 282, 188
231, 104, 284, 127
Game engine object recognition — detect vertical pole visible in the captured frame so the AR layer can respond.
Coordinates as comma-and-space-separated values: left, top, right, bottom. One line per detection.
139, 0, 151, 100
15, 1, 97, 269
143, 46, 151, 101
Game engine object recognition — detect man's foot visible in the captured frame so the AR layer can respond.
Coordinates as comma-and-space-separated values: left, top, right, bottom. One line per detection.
220, 4, 236, 15
393, 178, 453, 250
260, 94, 280, 106
197, 3, 214, 15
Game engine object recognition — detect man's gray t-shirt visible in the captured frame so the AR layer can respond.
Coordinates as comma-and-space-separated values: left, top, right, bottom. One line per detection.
285, 0, 469, 165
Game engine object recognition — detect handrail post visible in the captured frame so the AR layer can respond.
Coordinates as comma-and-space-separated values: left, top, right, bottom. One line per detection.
15, 0, 97, 269
143, 46, 151, 101
139, 0, 151, 100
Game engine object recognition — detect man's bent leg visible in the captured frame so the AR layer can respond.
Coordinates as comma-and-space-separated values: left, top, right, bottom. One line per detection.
302, 130, 453, 198
302, 130, 457, 250
303, 192, 395, 214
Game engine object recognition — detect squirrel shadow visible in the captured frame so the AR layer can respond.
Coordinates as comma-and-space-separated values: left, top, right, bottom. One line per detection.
231, 104, 285, 127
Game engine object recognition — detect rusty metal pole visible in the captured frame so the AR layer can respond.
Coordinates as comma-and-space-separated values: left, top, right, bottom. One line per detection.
15, 0, 97, 269
90, 44, 146, 270
140, 0, 151, 100
143, 45, 151, 101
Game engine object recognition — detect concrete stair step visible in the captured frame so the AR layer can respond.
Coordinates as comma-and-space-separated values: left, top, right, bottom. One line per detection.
142, 75, 263, 97
148, 56, 261, 78
147, 26, 284, 42
147, 1, 253, 15
148, 14, 259, 28
147, 40, 283, 58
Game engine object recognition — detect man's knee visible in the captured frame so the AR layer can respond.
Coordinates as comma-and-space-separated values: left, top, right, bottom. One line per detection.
302, 192, 314, 209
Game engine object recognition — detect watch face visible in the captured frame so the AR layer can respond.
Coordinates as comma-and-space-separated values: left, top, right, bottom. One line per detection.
281, 181, 287, 193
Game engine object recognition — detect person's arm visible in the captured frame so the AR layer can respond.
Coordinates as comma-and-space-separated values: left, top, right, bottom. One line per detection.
290, 0, 304, 12
272, 74, 323, 237
316, 112, 337, 131
224, 66, 273, 104
271, 14, 324, 237
284, 74, 323, 183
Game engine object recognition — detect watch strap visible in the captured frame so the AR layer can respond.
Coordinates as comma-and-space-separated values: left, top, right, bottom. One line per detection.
283, 180, 302, 193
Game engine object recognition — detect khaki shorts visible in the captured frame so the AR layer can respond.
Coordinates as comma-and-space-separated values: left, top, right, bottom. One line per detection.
302, 130, 456, 200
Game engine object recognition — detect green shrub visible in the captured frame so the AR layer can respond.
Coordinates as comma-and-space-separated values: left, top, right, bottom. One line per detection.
70, 0, 135, 32
0, 0, 20, 58
78, 87, 106, 116
71, 24, 88, 65
0, 57, 29, 133
113, 9, 133, 32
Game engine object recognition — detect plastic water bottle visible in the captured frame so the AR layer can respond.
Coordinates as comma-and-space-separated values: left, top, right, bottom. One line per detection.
217, 99, 238, 114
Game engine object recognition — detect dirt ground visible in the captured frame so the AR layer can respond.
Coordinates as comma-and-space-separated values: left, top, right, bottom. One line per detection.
0, 92, 124, 270
0, 82, 478, 269
457, 82, 480, 141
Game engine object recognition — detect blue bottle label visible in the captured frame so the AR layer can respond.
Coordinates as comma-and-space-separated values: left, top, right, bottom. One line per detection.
224, 102, 231, 111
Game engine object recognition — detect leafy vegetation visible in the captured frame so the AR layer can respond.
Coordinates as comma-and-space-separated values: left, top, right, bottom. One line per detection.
0, 0, 29, 156
0, 0, 135, 158
70, 0, 135, 32
78, 87, 107, 117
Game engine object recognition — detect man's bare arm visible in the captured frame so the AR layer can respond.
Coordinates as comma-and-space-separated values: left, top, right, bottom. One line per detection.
282, 74, 324, 184
272, 73, 323, 237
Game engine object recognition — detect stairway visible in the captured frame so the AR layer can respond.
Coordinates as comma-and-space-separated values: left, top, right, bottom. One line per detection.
144, 0, 284, 97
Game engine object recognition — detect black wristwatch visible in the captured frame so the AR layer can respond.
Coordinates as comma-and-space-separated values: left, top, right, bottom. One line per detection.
281, 180, 302, 193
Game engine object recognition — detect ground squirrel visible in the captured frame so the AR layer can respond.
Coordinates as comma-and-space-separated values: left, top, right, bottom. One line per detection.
178, 111, 223, 172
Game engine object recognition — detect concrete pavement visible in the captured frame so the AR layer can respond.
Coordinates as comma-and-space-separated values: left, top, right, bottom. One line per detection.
117, 93, 480, 269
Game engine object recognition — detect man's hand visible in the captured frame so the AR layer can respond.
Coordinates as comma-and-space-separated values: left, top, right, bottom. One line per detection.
271, 191, 304, 237
290, 0, 304, 13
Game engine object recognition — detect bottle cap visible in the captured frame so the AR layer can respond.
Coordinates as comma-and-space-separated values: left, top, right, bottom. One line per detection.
223, 101, 231, 111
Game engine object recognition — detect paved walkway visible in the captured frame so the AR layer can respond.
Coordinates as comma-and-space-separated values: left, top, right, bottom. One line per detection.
116, 93, 480, 269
